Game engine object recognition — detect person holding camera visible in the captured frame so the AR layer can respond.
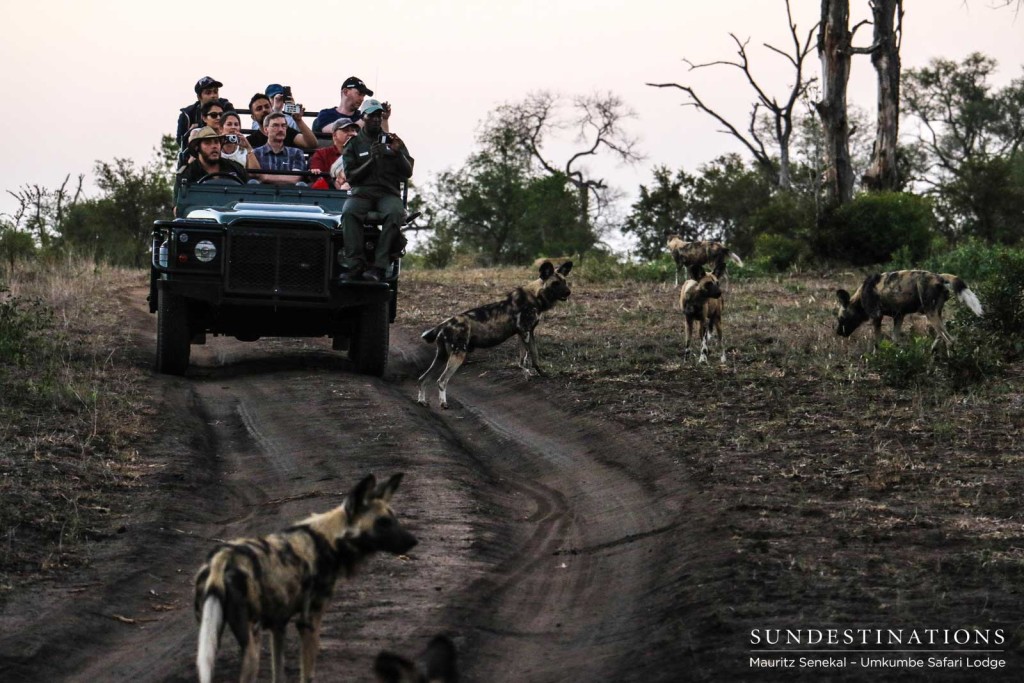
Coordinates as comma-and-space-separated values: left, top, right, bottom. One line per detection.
337, 100, 413, 282
219, 111, 260, 170
246, 89, 317, 150
313, 76, 379, 134
174, 127, 248, 204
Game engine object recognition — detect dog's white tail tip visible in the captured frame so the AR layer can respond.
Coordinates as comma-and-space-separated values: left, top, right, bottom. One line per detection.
959, 288, 984, 317
197, 596, 223, 683
729, 252, 744, 268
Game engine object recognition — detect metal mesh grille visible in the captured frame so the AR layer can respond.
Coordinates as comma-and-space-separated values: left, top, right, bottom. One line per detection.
225, 226, 330, 297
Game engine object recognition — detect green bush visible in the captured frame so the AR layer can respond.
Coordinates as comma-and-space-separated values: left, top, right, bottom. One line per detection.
0, 291, 52, 366
820, 192, 934, 266
752, 233, 808, 272
868, 337, 934, 389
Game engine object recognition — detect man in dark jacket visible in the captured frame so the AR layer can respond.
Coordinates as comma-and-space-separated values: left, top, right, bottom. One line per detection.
176, 76, 234, 147
338, 100, 413, 282
174, 127, 248, 205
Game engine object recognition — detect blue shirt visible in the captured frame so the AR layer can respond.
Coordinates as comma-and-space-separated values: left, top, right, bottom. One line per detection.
253, 144, 308, 172
312, 108, 362, 133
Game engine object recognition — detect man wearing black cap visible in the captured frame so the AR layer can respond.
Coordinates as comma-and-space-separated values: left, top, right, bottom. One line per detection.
313, 76, 384, 134
176, 77, 235, 147
174, 127, 248, 205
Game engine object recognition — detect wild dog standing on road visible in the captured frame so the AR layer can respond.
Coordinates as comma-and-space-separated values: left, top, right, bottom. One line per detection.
666, 234, 744, 285
835, 270, 984, 351
680, 271, 725, 363
374, 634, 459, 683
418, 260, 573, 409
194, 473, 416, 683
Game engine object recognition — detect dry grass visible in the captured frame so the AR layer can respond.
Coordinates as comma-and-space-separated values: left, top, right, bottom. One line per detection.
0, 258, 152, 594
401, 263, 1024, 658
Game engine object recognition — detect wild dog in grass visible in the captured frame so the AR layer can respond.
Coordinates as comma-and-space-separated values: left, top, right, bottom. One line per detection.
194, 474, 416, 683
680, 271, 725, 363
835, 270, 984, 351
375, 634, 459, 683
666, 234, 744, 285
418, 260, 573, 409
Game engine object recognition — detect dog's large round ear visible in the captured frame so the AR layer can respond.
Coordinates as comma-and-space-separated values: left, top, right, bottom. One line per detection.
345, 474, 377, 517
556, 261, 573, 276
375, 473, 404, 502
539, 261, 555, 280
836, 289, 851, 307
424, 635, 458, 680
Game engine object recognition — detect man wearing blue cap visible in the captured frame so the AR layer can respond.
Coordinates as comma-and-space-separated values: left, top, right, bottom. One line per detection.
337, 99, 413, 282
313, 76, 379, 134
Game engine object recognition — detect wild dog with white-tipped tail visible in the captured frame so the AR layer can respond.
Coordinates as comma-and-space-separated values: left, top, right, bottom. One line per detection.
193, 474, 416, 683
835, 270, 983, 350
418, 261, 572, 409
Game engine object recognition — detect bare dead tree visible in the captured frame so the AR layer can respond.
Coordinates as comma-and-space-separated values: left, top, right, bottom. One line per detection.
857, 0, 904, 191
647, 0, 817, 190
817, 0, 871, 207
502, 91, 643, 234
5, 174, 83, 249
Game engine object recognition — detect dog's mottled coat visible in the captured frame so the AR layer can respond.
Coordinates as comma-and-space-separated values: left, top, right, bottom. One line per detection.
194, 474, 416, 683
666, 234, 744, 284
680, 272, 725, 363
418, 261, 573, 409
835, 270, 984, 350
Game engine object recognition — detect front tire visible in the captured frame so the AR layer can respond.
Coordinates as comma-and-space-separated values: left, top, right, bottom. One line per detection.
350, 300, 389, 376
155, 287, 191, 376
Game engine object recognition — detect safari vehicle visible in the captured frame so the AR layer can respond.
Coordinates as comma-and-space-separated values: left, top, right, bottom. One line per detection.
149, 170, 414, 377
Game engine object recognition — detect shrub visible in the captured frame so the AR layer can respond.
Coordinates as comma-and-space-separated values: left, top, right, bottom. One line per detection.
868, 337, 934, 389
0, 290, 52, 366
752, 233, 808, 272
819, 192, 934, 266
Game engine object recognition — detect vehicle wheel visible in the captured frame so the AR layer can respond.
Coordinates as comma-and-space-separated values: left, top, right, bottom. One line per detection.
350, 300, 389, 376
155, 287, 191, 376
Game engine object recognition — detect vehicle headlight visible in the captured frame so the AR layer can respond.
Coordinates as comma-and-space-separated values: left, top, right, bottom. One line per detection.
194, 240, 217, 263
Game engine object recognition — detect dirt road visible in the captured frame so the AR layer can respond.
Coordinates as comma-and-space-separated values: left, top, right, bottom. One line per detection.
0, 290, 721, 682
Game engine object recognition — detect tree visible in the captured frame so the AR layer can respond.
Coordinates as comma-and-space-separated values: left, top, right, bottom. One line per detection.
493, 91, 642, 241
622, 166, 695, 260
4, 174, 83, 250
624, 155, 776, 261
647, 0, 817, 191
860, 0, 903, 191
58, 157, 173, 267
421, 113, 584, 266
902, 53, 1024, 242
816, 0, 859, 208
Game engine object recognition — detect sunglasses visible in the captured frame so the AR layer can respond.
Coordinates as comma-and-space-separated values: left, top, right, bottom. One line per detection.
206, 111, 223, 119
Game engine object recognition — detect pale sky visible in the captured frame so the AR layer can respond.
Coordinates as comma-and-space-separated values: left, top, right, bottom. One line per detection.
1, 0, 1021, 249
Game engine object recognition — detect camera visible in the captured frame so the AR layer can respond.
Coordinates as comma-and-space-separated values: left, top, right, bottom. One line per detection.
283, 102, 301, 115
282, 85, 292, 99
225, 134, 238, 144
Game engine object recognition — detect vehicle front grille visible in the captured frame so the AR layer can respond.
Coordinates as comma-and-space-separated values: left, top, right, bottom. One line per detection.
225, 225, 330, 297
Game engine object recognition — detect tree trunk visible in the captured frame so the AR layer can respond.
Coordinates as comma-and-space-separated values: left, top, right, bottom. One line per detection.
816, 0, 855, 208
863, 0, 902, 192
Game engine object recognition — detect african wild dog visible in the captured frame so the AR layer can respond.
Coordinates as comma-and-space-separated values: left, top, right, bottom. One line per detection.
680, 271, 725, 363
194, 474, 416, 683
374, 634, 459, 683
835, 270, 984, 351
418, 260, 573, 409
666, 234, 744, 285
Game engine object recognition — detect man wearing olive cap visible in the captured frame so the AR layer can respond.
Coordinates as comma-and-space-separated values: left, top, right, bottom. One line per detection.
337, 99, 413, 282
174, 127, 248, 203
